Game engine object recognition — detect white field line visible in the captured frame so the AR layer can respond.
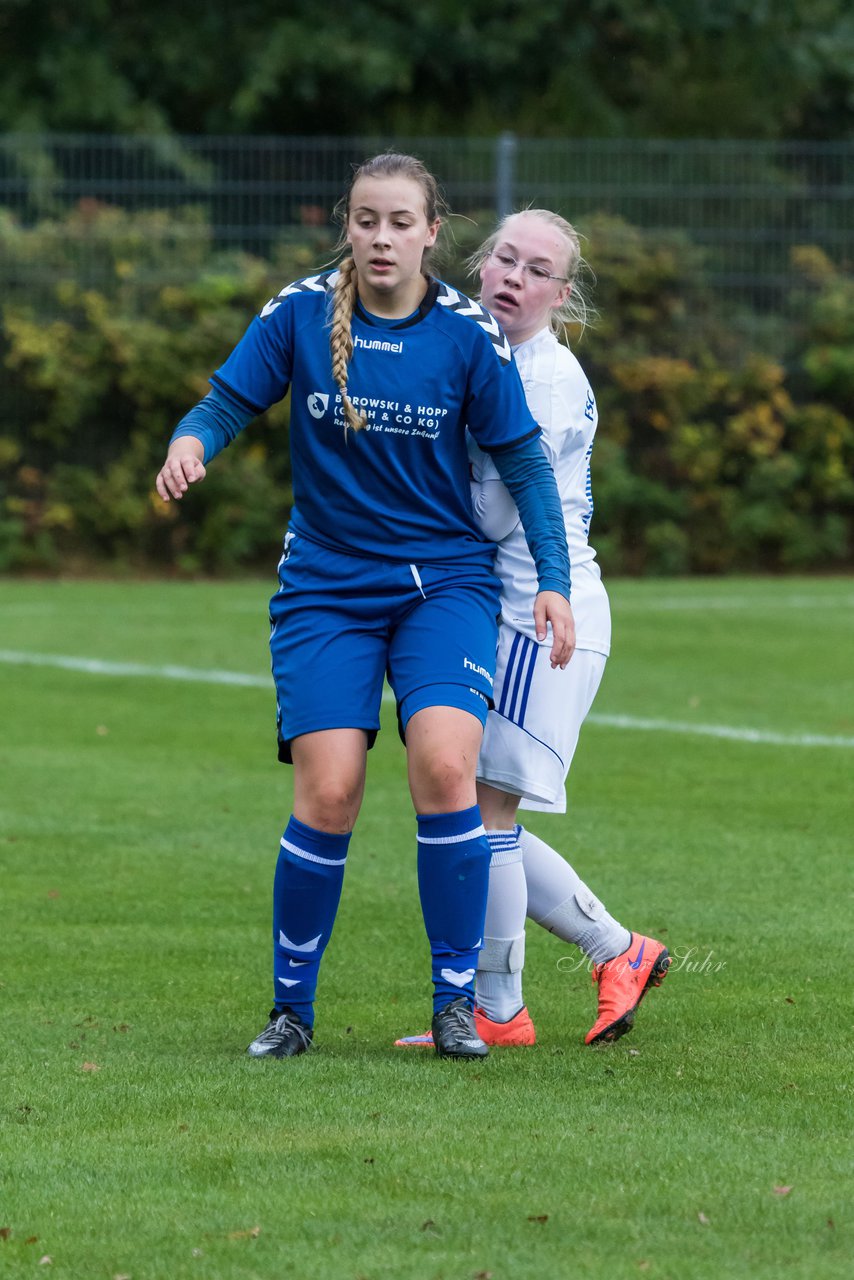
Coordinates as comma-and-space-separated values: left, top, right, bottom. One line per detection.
585, 712, 854, 749
0, 649, 270, 689
2, 648, 853, 751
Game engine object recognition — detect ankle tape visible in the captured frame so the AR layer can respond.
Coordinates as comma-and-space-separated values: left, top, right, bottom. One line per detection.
477, 933, 525, 973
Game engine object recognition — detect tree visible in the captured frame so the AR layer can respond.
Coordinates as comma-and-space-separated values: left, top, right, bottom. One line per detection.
1, 0, 852, 139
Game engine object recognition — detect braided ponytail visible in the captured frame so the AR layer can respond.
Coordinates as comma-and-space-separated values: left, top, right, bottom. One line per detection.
329, 256, 368, 433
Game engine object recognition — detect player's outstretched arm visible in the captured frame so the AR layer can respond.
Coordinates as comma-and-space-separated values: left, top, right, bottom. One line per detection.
534, 591, 576, 669
155, 436, 206, 502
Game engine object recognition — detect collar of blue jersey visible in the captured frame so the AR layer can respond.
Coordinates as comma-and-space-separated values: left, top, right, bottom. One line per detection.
354, 277, 440, 329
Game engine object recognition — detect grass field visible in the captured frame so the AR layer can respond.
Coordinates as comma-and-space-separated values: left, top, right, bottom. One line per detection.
1, 575, 852, 1279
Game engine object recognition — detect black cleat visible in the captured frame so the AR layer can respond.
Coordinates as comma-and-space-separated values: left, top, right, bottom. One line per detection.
247, 1007, 313, 1058
432, 996, 489, 1060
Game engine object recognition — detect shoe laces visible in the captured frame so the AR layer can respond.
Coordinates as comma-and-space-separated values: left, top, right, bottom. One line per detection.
268, 1010, 311, 1048
440, 999, 474, 1030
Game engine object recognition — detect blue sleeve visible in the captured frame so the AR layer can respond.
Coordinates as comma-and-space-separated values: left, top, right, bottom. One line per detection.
168, 385, 256, 465
489, 436, 571, 600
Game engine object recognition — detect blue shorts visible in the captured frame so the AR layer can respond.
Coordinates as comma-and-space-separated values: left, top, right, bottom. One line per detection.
269, 532, 501, 762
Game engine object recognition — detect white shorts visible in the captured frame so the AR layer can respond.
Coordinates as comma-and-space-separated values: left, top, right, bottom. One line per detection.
476, 627, 607, 813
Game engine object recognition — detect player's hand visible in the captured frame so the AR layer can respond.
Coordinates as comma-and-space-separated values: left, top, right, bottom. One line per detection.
534, 591, 575, 669
155, 438, 206, 502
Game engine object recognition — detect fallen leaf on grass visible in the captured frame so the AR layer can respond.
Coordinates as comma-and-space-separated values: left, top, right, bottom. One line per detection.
80, 1062, 100, 1072
47, 890, 60, 899
0, 1228, 10, 1241
227, 1226, 261, 1240
773, 1186, 793, 1196
472, 1271, 493, 1279
421, 1220, 437, 1233
784, 997, 795, 1005
527, 1215, 548, 1224
698, 1212, 710, 1225
827, 1219, 835, 1229
26, 1237, 39, 1245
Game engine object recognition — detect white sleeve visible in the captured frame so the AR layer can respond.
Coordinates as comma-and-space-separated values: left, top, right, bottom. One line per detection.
467, 435, 520, 541
522, 344, 593, 470
469, 477, 521, 542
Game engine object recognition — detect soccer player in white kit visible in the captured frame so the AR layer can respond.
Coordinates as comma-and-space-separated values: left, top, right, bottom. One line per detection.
397, 210, 669, 1049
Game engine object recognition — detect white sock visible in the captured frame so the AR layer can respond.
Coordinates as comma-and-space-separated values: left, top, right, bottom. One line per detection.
518, 825, 631, 965
476, 830, 526, 1023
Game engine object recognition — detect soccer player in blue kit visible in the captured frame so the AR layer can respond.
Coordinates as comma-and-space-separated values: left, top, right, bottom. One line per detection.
396, 210, 670, 1052
155, 154, 574, 1060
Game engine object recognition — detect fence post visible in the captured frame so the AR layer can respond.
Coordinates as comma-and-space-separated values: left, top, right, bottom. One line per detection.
495, 131, 517, 220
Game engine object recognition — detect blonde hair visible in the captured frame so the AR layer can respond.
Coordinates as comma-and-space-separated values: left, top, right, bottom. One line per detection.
330, 152, 448, 433
467, 209, 594, 336
330, 256, 367, 432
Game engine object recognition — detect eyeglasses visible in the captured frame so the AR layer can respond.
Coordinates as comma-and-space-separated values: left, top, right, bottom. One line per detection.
488, 250, 568, 284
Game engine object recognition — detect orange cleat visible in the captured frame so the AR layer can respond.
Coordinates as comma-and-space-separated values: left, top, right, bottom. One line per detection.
394, 1004, 536, 1048
474, 1004, 536, 1046
585, 932, 670, 1045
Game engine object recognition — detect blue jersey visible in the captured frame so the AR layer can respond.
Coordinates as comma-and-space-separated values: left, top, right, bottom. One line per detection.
211, 272, 541, 566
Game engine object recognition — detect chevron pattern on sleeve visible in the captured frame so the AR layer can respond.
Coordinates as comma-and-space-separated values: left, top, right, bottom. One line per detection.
435, 283, 512, 365
259, 271, 337, 320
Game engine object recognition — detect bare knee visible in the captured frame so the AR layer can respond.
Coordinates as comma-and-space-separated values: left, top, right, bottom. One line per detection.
410, 747, 475, 813
295, 776, 363, 832
291, 730, 367, 832
405, 707, 481, 814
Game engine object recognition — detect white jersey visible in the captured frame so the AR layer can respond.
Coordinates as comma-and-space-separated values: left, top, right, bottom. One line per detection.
468, 326, 610, 656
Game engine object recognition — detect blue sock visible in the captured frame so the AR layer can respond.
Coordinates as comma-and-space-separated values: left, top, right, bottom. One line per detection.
417, 806, 490, 1015
272, 816, 351, 1027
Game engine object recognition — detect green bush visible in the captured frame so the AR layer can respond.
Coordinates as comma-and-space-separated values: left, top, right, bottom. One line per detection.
1, 201, 851, 575
578, 215, 854, 574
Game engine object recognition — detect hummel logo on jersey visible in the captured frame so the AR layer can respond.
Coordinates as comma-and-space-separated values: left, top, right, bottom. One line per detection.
628, 939, 646, 970
354, 335, 403, 354
436, 284, 512, 365
307, 392, 329, 419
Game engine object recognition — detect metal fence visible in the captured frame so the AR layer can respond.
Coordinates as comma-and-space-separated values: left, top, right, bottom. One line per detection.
1, 132, 851, 339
